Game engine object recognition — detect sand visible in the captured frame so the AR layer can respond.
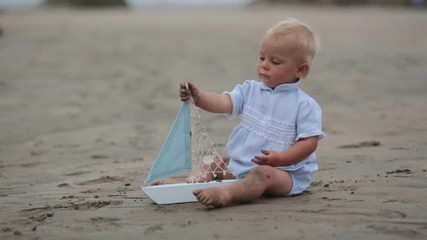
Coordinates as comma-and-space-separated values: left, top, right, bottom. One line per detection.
1, 4, 426, 239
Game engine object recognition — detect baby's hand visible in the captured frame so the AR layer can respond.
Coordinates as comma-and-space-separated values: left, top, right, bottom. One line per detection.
179, 82, 200, 103
252, 150, 281, 167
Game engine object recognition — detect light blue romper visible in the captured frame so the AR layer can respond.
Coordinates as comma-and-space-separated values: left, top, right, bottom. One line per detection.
224, 80, 324, 196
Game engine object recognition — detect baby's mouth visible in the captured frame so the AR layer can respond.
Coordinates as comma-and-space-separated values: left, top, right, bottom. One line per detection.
259, 74, 270, 80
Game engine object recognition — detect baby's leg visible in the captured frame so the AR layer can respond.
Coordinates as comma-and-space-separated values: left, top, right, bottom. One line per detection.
151, 156, 232, 185
212, 156, 234, 180
149, 179, 186, 186
193, 165, 292, 207
188, 155, 231, 182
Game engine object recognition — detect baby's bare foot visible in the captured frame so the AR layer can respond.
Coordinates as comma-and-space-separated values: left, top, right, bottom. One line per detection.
193, 187, 232, 207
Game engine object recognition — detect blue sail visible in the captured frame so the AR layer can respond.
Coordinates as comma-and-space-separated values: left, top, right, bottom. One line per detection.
144, 101, 192, 184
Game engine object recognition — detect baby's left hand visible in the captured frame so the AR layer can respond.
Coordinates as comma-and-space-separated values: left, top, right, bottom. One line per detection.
252, 150, 281, 167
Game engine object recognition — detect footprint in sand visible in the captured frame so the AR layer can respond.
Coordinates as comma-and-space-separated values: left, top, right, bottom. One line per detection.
64, 170, 91, 176
338, 141, 380, 149
76, 176, 124, 185
72, 200, 123, 210
90, 217, 122, 231
22, 200, 123, 212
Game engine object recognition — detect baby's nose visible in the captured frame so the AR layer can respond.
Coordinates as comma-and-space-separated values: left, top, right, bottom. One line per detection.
262, 61, 270, 70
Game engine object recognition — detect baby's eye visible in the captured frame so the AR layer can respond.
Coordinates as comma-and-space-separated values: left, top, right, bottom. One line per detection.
272, 59, 281, 65
259, 56, 265, 61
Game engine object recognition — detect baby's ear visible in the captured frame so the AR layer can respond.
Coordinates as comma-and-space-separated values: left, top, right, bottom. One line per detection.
296, 63, 309, 79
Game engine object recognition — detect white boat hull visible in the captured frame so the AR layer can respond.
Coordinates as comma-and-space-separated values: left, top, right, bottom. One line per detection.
142, 179, 239, 204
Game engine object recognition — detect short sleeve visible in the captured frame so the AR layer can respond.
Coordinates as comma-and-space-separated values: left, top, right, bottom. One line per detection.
296, 99, 325, 141
223, 80, 251, 120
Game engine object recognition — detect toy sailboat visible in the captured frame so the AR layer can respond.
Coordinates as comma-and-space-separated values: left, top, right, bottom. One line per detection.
141, 88, 237, 204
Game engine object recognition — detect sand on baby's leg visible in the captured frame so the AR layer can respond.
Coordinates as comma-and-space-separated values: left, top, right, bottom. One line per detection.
193, 165, 292, 207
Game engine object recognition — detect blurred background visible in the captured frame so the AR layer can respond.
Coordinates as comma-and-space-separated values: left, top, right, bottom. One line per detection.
0, 0, 425, 145
0, 0, 425, 9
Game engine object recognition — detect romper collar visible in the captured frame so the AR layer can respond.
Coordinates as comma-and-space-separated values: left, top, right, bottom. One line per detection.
260, 79, 300, 92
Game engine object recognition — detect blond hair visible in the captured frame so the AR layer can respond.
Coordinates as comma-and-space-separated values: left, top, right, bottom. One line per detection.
267, 18, 320, 77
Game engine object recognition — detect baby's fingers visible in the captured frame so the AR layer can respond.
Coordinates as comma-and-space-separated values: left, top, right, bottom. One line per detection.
179, 82, 189, 90
179, 83, 191, 101
252, 156, 267, 165
260, 149, 271, 155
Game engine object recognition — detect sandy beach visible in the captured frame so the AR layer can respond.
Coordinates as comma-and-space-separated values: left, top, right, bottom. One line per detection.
1, 4, 426, 239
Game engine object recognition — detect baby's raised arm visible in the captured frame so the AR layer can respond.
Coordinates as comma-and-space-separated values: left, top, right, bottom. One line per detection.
179, 82, 232, 114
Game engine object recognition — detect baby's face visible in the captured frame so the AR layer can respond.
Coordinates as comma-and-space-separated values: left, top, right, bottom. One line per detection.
256, 34, 304, 88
